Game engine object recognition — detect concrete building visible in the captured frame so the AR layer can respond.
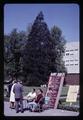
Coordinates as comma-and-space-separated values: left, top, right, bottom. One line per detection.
63, 42, 79, 74
63, 42, 79, 85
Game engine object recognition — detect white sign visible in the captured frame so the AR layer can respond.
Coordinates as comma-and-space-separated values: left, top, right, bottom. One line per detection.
66, 85, 79, 102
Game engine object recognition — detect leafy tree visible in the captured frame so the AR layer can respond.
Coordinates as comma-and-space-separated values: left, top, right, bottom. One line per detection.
50, 26, 67, 73
4, 35, 11, 80
4, 29, 27, 80
23, 11, 56, 86
26, 23, 32, 36
4, 12, 67, 86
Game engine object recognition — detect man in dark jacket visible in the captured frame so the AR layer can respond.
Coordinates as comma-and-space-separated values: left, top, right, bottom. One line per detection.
13, 80, 23, 113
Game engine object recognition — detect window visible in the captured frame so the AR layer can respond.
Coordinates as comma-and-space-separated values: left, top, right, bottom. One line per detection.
70, 54, 74, 55
66, 60, 69, 62
66, 50, 69, 52
66, 53, 69, 56
65, 64, 69, 66
75, 64, 78, 65
75, 60, 78, 61
75, 49, 78, 51
70, 49, 74, 51
70, 60, 74, 61
70, 64, 74, 66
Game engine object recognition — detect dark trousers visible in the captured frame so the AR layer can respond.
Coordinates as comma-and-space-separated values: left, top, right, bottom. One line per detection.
15, 98, 23, 112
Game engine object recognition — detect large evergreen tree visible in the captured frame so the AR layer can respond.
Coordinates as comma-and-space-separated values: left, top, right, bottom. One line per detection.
50, 26, 67, 73
23, 11, 56, 86
4, 12, 66, 85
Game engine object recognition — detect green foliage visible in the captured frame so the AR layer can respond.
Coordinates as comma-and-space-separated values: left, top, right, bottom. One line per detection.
4, 12, 66, 86
23, 11, 56, 86
4, 29, 27, 80
50, 26, 67, 73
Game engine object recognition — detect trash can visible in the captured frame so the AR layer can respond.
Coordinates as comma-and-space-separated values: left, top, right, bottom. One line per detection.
45, 96, 50, 104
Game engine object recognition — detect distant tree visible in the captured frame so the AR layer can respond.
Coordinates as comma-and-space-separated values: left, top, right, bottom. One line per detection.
17, 30, 27, 77
23, 11, 56, 86
4, 35, 10, 62
4, 13, 67, 85
26, 23, 32, 36
50, 26, 67, 73
4, 35, 11, 79
4, 29, 27, 80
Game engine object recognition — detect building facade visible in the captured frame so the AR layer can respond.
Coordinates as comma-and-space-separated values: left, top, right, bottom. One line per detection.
63, 42, 79, 85
63, 42, 79, 74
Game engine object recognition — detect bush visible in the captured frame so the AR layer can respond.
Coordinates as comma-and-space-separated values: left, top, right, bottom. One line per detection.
57, 104, 79, 112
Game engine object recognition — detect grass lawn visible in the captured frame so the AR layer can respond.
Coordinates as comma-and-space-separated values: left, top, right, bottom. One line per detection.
23, 85, 69, 96
4, 85, 69, 98
23, 86, 47, 96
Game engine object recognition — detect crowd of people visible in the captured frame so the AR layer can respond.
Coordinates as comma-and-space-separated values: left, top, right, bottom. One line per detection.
8, 78, 50, 113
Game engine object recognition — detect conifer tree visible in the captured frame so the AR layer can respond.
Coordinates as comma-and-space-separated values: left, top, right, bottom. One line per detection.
23, 11, 56, 85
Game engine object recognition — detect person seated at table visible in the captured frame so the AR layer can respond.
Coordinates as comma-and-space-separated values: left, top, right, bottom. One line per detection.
27, 88, 44, 112
24, 88, 37, 102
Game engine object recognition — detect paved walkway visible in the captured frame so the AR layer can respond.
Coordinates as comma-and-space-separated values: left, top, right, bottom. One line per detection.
4, 102, 79, 116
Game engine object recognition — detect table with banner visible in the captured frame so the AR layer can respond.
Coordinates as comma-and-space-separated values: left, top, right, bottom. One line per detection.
66, 85, 79, 105
45, 73, 65, 109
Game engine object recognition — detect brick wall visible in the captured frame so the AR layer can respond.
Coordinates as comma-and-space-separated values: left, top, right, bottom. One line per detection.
65, 74, 79, 85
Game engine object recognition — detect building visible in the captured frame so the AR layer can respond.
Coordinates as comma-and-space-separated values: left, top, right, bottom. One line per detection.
63, 42, 79, 85
63, 42, 79, 73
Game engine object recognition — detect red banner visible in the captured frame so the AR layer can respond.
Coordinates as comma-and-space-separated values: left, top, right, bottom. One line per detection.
46, 73, 65, 109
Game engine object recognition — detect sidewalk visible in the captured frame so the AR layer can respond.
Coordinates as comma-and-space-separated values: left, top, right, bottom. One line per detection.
4, 102, 79, 116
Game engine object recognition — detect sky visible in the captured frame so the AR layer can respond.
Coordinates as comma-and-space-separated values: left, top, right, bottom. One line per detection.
4, 4, 79, 42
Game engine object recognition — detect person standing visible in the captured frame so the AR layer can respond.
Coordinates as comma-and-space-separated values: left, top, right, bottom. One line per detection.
13, 80, 24, 113
8, 76, 15, 97
8, 82, 12, 97
9, 80, 16, 108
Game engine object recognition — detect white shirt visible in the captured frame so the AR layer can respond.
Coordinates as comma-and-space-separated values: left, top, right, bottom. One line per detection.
26, 92, 37, 100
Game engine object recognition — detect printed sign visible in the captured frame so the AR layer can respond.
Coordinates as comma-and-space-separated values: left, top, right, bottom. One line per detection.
46, 73, 65, 109
66, 85, 79, 102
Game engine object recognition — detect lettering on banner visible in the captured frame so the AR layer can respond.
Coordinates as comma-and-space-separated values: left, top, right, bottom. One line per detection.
46, 73, 65, 109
